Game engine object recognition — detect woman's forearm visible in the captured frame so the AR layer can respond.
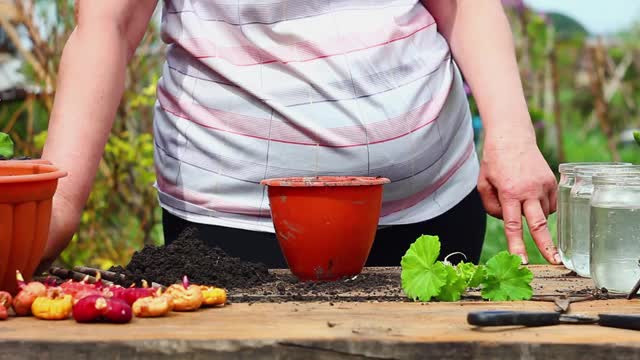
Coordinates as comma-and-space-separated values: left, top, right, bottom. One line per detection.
424, 0, 535, 144
42, 25, 130, 218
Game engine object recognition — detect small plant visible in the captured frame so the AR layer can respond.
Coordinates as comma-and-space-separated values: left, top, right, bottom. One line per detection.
401, 235, 533, 302
634, 131, 640, 146
0, 132, 14, 160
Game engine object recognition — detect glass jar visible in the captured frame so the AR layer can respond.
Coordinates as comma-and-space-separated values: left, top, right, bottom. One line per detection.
569, 165, 640, 277
591, 173, 640, 293
558, 162, 629, 271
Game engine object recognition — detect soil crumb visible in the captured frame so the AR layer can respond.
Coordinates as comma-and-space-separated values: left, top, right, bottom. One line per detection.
109, 227, 274, 288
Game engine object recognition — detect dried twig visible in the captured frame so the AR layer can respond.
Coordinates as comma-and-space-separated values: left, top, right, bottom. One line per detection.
48, 266, 114, 286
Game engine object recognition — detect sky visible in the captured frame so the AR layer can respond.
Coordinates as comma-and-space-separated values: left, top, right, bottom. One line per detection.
525, 0, 640, 34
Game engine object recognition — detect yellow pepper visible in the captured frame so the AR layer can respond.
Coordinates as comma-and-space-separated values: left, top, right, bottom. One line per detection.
31, 288, 73, 320
200, 286, 227, 307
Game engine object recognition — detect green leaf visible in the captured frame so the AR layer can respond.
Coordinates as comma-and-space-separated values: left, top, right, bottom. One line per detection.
481, 251, 533, 301
401, 235, 447, 302
634, 131, 640, 146
0, 132, 14, 159
468, 266, 487, 288
436, 265, 467, 302
456, 262, 487, 288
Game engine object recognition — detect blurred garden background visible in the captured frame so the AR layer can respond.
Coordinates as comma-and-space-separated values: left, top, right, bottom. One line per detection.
1, 0, 640, 268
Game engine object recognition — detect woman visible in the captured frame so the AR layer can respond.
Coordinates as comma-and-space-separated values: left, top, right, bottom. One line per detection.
40, 0, 559, 269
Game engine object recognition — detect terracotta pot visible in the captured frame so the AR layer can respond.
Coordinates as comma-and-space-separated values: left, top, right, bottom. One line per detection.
261, 176, 390, 281
0, 161, 66, 293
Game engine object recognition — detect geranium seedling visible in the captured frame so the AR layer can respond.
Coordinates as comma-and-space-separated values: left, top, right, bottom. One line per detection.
401, 235, 533, 302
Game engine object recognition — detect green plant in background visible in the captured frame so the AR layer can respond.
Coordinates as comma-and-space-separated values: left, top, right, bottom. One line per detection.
1, 1, 165, 269
0, 133, 14, 159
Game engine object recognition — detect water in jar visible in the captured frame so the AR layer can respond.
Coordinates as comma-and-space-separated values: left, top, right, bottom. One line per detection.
590, 205, 640, 293
569, 196, 591, 277
558, 183, 574, 269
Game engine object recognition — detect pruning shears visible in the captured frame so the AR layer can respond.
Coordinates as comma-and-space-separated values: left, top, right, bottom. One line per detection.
467, 311, 640, 331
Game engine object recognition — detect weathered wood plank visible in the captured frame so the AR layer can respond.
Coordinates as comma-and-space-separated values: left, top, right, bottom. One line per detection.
1, 300, 640, 359
1, 266, 636, 359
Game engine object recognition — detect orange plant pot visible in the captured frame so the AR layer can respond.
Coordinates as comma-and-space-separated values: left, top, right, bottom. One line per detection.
0, 161, 66, 294
261, 176, 390, 281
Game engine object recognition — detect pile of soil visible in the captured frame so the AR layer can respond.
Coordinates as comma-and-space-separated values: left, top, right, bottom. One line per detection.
109, 227, 274, 289
107, 225, 406, 302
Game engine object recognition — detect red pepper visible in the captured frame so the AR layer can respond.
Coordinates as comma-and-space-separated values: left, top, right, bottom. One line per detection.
60, 276, 96, 298
0, 291, 12, 320
72, 295, 132, 324
105, 286, 156, 306
13, 271, 47, 316
73, 295, 108, 323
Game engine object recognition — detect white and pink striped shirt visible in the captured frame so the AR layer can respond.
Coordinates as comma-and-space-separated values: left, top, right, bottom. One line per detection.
153, 0, 479, 232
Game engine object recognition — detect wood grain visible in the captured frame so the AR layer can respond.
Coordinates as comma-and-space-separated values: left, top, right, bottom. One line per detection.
1, 265, 638, 359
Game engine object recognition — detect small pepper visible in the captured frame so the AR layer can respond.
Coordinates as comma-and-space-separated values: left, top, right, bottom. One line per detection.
200, 286, 227, 307
132, 292, 172, 318
0, 291, 12, 320
73, 295, 132, 324
72, 288, 104, 304
60, 276, 97, 300
165, 276, 203, 311
31, 287, 73, 320
106, 286, 157, 306
13, 271, 47, 316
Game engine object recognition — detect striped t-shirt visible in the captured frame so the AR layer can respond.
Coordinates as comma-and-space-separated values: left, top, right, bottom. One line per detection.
153, 0, 479, 232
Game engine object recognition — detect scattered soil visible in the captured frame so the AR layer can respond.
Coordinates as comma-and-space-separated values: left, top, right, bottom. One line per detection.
109, 227, 274, 289
107, 227, 603, 304
229, 270, 404, 303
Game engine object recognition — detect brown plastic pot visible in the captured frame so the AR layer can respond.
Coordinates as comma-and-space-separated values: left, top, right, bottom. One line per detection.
0, 161, 66, 294
261, 176, 390, 281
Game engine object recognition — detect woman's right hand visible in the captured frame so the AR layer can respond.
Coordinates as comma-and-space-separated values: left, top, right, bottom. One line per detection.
36, 194, 81, 275
34, 1, 159, 274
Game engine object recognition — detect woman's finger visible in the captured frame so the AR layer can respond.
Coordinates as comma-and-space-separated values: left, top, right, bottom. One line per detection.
540, 194, 550, 218
523, 199, 560, 264
500, 198, 527, 264
478, 176, 502, 219
548, 183, 558, 215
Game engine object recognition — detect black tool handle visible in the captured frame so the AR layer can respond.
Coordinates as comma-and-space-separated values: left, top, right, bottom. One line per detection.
598, 314, 640, 331
467, 311, 561, 327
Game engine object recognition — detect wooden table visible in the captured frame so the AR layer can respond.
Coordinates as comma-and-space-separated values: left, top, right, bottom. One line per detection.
2, 266, 640, 359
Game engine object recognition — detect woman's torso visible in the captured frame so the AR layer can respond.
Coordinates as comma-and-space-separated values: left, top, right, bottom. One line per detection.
153, 0, 479, 231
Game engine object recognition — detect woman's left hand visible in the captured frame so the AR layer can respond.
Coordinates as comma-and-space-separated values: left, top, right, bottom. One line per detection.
477, 136, 559, 265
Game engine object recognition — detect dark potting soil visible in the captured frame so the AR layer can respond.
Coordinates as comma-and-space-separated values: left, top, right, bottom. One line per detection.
108, 226, 406, 302
109, 226, 274, 289
229, 269, 405, 303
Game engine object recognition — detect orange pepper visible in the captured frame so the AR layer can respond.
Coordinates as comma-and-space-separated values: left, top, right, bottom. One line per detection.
165, 276, 203, 311
132, 295, 172, 317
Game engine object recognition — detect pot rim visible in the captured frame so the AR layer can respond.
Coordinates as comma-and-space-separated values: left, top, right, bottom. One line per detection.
261, 176, 390, 187
0, 162, 67, 184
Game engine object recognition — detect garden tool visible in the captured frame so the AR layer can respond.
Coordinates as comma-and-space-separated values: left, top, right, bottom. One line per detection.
467, 310, 640, 331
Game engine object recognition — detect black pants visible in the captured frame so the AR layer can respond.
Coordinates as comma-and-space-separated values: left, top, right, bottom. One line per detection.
163, 188, 487, 268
